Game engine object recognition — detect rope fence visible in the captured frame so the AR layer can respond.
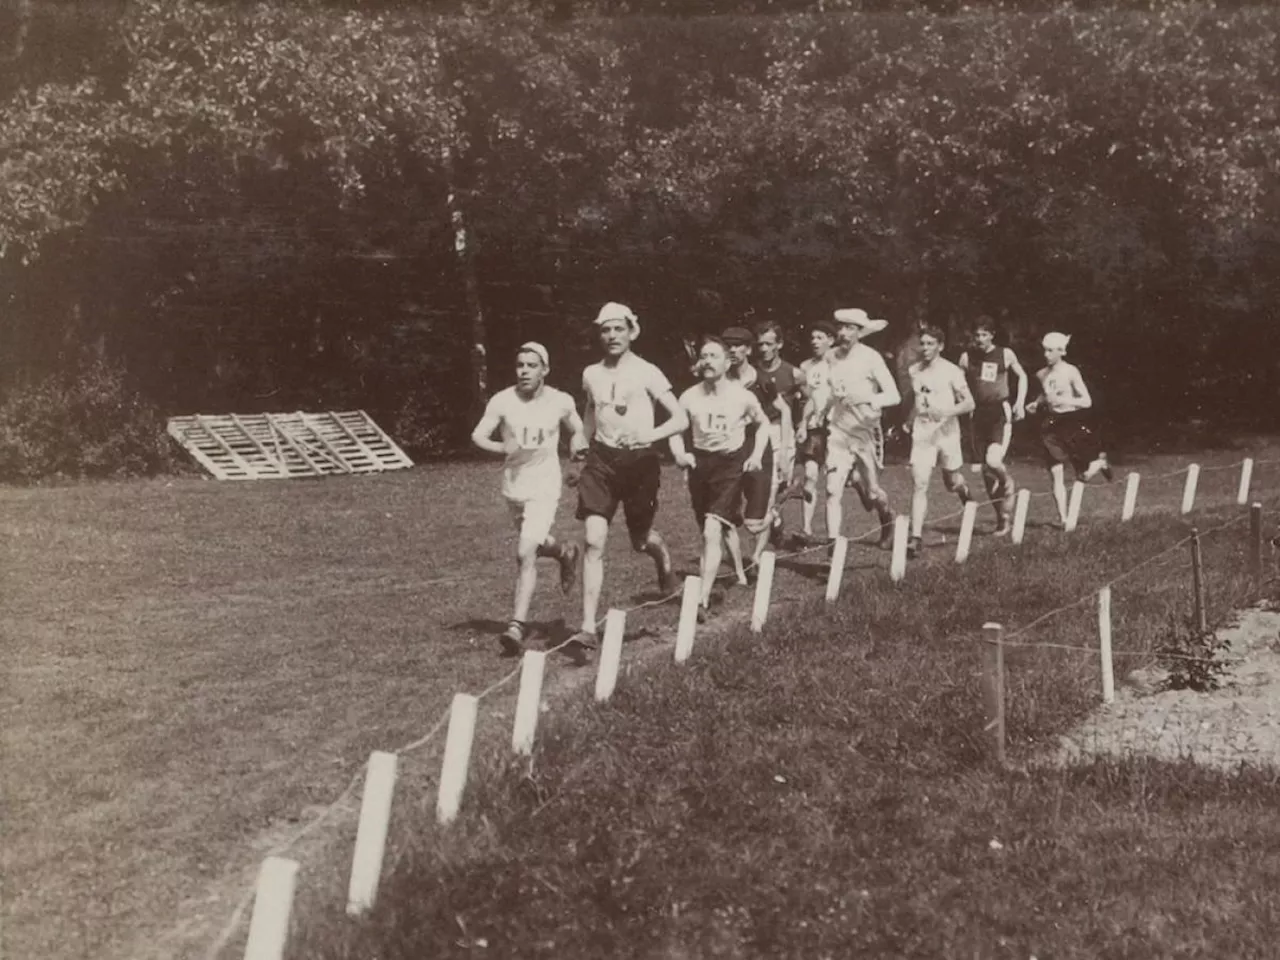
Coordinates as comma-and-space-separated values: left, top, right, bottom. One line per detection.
208, 454, 1280, 960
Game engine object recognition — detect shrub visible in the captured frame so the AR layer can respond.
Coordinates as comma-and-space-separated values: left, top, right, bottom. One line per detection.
0, 357, 176, 483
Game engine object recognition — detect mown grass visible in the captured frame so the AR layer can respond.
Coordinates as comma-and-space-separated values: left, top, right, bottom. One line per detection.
299, 497, 1280, 960
3, 442, 1274, 960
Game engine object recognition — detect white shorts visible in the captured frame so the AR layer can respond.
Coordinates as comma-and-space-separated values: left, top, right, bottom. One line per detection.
506, 496, 558, 544
911, 419, 964, 472
825, 426, 879, 478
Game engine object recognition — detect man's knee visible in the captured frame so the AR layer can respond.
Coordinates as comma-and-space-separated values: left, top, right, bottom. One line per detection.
583, 516, 609, 553
984, 446, 1005, 470
943, 469, 967, 492
516, 535, 542, 561
743, 516, 771, 536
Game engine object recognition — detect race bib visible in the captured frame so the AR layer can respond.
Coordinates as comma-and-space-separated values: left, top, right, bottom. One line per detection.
700, 412, 730, 435
980, 362, 999, 383
518, 425, 550, 449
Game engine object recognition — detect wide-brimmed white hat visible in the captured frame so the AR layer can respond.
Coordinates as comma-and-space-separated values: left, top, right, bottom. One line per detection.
1041, 331, 1071, 351
518, 341, 550, 368
594, 301, 640, 338
833, 308, 888, 335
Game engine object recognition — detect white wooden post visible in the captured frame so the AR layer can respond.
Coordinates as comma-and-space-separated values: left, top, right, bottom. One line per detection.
511, 651, 546, 756
1180, 463, 1200, 515
346, 751, 398, 916
750, 551, 776, 633
674, 576, 701, 663
436, 693, 478, 825
890, 515, 909, 582
1010, 488, 1030, 545
1121, 471, 1140, 521
1098, 586, 1115, 705
243, 857, 299, 960
593, 609, 626, 701
824, 535, 849, 602
955, 500, 978, 563
1065, 481, 1084, 532
1237, 458, 1253, 506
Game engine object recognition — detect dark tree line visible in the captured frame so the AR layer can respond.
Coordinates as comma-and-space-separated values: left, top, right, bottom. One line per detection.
1, 1, 1277, 479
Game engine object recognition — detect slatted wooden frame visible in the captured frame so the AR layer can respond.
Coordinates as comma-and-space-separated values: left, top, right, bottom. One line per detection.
167, 411, 413, 480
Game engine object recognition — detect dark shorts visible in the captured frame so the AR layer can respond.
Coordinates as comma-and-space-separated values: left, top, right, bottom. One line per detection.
688, 447, 745, 529
797, 427, 828, 465
1040, 411, 1100, 475
970, 402, 1012, 454
575, 443, 662, 539
740, 442, 775, 523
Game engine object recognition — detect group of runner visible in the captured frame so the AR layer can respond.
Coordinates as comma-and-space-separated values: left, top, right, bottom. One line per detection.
471, 302, 1112, 664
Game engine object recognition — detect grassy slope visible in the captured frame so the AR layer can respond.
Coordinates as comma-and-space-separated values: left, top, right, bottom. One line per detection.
298, 499, 1280, 960
1, 443, 1276, 960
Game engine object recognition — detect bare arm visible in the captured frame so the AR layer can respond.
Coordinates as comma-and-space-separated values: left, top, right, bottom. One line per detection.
745, 396, 769, 470
1068, 367, 1093, 410
1006, 348, 1029, 417
642, 390, 690, 445
951, 372, 976, 419
870, 355, 902, 410
561, 404, 588, 458
470, 410, 506, 456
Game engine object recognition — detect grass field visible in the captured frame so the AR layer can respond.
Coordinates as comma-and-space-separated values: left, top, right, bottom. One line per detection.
2, 438, 1277, 960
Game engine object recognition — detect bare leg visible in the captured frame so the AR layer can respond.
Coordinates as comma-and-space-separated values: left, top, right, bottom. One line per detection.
910, 461, 932, 539
512, 536, 541, 624
632, 527, 676, 592
724, 526, 748, 584
825, 465, 847, 541
1050, 463, 1069, 525
802, 459, 820, 535
699, 517, 722, 608
580, 515, 609, 633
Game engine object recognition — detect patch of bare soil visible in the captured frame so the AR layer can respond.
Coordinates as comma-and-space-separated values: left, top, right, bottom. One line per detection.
1055, 605, 1280, 771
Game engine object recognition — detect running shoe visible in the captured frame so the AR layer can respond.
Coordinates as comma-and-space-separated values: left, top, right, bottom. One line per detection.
561, 630, 597, 667
499, 620, 526, 657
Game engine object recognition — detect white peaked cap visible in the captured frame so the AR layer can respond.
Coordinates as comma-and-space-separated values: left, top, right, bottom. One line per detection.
594, 301, 640, 338
519, 341, 550, 368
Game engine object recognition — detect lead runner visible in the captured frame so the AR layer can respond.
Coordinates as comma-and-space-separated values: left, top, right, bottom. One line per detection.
565, 302, 688, 665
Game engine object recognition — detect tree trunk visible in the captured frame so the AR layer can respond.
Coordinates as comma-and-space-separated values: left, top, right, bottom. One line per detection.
441, 144, 487, 422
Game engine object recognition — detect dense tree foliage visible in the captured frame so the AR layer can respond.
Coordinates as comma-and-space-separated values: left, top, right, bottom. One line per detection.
1, 1, 1277, 478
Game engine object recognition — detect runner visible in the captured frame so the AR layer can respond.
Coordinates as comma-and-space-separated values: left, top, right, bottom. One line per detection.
753, 321, 806, 501
566, 302, 689, 665
1026, 331, 1113, 528
819, 308, 900, 548
470, 342, 587, 656
670, 336, 768, 622
958, 316, 1028, 535
723, 325, 792, 566
904, 326, 976, 559
795, 321, 836, 539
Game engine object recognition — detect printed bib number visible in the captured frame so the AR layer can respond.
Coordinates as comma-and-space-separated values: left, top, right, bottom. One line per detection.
700, 412, 730, 435
519, 426, 549, 448
980, 362, 999, 383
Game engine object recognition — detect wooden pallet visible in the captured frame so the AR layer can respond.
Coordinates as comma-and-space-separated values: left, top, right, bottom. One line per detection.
166, 411, 414, 481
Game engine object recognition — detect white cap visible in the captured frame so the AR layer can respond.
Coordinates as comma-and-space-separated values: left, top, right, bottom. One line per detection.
1041, 332, 1071, 351
593, 301, 640, 338
518, 341, 550, 368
